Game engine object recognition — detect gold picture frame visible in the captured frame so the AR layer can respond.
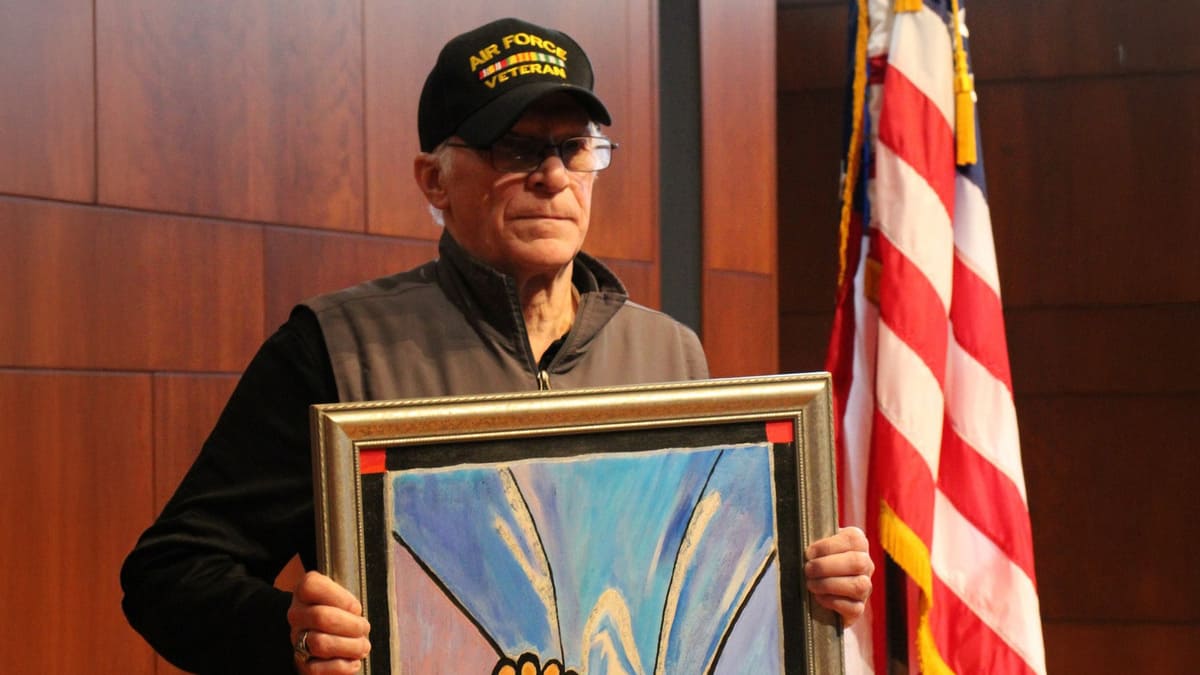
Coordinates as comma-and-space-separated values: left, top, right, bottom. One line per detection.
311, 373, 845, 674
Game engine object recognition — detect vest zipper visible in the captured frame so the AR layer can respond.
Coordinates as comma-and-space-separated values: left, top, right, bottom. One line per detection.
537, 370, 552, 390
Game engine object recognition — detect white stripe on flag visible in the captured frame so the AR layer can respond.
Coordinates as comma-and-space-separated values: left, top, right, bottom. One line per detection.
945, 338, 1028, 503
876, 320, 945, 474
952, 175, 1002, 296
888, 8, 955, 127
932, 491, 1047, 674
874, 143, 955, 307
842, 238, 880, 530
839, 234, 879, 675
844, 607, 876, 675
866, 0, 896, 57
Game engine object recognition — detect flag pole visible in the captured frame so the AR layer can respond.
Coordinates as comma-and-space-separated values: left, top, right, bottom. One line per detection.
885, 555, 909, 674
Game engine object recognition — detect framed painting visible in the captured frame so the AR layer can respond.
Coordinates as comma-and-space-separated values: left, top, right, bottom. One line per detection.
311, 373, 845, 674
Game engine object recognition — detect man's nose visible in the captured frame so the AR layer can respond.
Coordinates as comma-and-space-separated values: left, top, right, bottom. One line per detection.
528, 153, 571, 192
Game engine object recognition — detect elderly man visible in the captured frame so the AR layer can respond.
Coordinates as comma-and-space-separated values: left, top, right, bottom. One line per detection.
121, 17, 871, 675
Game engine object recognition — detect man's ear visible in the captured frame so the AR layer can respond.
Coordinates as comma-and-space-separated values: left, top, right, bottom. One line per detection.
413, 152, 450, 209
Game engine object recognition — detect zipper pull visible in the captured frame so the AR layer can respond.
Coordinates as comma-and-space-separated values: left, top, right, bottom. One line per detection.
537, 370, 551, 390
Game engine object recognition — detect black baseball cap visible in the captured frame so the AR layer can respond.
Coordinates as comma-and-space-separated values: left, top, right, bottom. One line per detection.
417, 17, 612, 152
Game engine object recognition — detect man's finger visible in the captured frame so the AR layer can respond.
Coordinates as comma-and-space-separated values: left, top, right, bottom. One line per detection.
293, 571, 364, 615
805, 526, 868, 560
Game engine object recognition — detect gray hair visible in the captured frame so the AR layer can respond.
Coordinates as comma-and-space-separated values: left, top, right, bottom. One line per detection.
426, 140, 456, 227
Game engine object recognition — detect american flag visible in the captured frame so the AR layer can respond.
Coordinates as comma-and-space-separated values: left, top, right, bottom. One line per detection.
824, 0, 1046, 673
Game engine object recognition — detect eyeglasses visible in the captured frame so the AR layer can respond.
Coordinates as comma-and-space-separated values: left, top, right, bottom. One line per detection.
445, 135, 618, 173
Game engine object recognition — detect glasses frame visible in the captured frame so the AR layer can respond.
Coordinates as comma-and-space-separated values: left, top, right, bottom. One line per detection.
443, 135, 618, 174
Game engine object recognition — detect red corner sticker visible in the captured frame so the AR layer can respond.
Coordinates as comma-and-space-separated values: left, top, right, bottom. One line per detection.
765, 420, 794, 444
359, 449, 386, 475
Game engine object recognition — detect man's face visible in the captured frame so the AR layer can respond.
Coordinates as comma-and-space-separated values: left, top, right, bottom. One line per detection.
436, 94, 597, 282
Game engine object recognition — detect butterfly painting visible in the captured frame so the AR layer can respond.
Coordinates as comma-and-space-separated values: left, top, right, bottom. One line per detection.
386, 443, 781, 674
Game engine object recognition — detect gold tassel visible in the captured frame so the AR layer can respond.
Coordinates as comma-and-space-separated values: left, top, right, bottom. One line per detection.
955, 70, 974, 164
919, 615, 958, 675
895, 0, 923, 12
836, 0, 870, 289
950, 0, 978, 165
879, 503, 932, 593
880, 503, 958, 675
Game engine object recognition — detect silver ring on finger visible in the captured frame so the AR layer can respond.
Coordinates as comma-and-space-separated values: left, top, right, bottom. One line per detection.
294, 628, 314, 661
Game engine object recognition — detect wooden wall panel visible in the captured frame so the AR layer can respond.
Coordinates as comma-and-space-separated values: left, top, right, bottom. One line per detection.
701, 0, 778, 276
96, 0, 364, 230
776, 7, 844, 380
969, 0, 1200, 80
779, 312, 834, 374
0, 0, 93, 202
777, 89, 842, 313
360, 0, 448, 242
1007, 305, 1200, 395
703, 271, 780, 377
0, 198, 264, 372
1042, 623, 1200, 675
263, 227, 440, 329
701, 0, 779, 377
152, 375, 239, 511
0, 371, 155, 675
1020, 394, 1200, 622
777, 2, 847, 91
982, 75, 1200, 307
364, 0, 660, 270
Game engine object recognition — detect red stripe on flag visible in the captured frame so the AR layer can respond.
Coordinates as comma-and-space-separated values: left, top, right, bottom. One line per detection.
878, 65, 956, 217
877, 233, 949, 387
872, 409, 937, 542
826, 213, 865, 520
359, 449, 386, 475
938, 423, 1038, 582
931, 576, 1040, 675
951, 254, 1014, 389
868, 54, 888, 84
766, 420, 794, 443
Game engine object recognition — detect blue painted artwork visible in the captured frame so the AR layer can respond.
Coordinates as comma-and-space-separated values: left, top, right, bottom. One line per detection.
386, 443, 782, 674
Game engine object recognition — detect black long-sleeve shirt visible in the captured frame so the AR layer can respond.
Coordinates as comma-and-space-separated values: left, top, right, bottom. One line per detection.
121, 309, 336, 673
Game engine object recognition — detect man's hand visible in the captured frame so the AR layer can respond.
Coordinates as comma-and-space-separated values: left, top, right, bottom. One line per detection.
804, 526, 874, 627
287, 571, 371, 674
